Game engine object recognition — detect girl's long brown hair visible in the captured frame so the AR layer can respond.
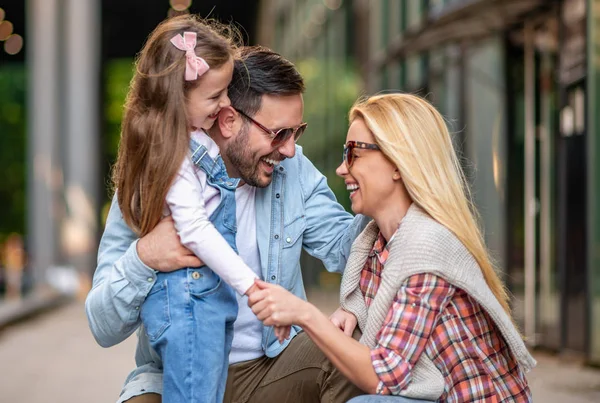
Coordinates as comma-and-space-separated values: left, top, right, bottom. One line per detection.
113, 15, 239, 236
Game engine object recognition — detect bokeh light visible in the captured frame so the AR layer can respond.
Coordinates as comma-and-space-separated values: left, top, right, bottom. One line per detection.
4, 34, 23, 55
0, 8, 5, 23
311, 4, 327, 26
170, 0, 192, 12
324, 0, 342, 11
0, 20, 14, 41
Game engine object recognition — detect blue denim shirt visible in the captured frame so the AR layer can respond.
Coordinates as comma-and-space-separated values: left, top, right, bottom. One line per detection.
85, 145, 368, 401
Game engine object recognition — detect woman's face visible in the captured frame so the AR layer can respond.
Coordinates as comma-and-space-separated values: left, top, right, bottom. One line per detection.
335, 118, 400, 217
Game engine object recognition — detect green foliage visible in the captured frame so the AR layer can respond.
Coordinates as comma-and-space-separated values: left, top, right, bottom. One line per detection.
296, 57, 360, 212
0, 63, 26, 243
101, 58, 135, 222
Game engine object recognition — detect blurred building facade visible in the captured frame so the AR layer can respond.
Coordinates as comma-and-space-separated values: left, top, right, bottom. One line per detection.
258, 0, 600, 365
1, 0, 599, 369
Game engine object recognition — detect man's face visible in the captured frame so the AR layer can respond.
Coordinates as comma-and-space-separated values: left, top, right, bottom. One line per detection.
225, 94, 304, 187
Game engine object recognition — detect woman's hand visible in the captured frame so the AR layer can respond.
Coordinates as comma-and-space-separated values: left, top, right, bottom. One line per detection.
329, 307, 357, 336
248, 280, 312, 327
246, 281, 291, 343
250, 280, 379, 393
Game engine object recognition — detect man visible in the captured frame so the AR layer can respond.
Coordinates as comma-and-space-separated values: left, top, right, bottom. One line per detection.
86, 46, 367, 403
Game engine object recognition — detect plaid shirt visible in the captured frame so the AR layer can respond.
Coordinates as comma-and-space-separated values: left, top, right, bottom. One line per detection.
362, 231, 531, 402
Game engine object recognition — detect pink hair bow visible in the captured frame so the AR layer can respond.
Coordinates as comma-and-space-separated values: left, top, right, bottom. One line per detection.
170, 32, 210, 81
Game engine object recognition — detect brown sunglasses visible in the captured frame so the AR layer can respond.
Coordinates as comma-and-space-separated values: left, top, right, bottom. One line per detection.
343, 141, 381, 168
235, 108, 308, 148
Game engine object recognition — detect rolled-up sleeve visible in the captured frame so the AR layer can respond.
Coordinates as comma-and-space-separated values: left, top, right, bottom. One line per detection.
371, 274, 455, 395
85, 196, 157, 347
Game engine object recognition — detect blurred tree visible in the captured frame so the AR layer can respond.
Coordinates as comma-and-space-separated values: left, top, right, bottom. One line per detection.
296, 57, 360, 212
101, 58, 134, 225
0, 64, 26, 245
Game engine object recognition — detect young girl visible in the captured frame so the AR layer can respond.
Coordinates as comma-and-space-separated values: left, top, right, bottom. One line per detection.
112, 15, 261, 402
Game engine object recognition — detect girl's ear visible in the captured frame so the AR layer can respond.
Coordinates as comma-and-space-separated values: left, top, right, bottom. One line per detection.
218, 106, 239, 139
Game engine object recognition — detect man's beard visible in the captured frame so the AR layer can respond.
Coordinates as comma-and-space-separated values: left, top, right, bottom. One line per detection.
225, 124, 270, 188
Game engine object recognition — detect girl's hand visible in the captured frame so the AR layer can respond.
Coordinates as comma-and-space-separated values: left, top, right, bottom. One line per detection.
329, 307, 357, 336
274, 325, 291, 343
248, 280, 311, 327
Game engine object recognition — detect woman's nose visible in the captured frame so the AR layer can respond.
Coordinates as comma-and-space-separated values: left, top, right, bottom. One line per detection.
335, 160, 347, 178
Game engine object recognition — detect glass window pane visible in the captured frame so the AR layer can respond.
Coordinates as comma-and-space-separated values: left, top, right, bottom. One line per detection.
407, 0, 423, 30
464, 36, 507, 276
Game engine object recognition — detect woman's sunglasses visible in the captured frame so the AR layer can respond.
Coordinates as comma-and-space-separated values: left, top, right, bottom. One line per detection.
235, 108, 308, 148
343, 141, 381, 168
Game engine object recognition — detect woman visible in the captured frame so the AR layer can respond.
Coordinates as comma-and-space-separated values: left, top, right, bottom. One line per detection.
248, 93, 535, 402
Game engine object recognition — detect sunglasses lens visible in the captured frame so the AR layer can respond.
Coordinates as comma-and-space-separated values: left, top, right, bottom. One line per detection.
294, 125, 307, 142
272, 128, 293, 147
344, 145, 353, 167
272, 125, 306, 147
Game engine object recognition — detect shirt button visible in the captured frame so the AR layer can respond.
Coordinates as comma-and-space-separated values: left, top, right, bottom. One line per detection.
279, 167, 284, 171
147, 277, 153, 282
275, 193, 280, 198
135, 306, 139, 310
274, 235, 279, 239
192, 271, 201, 280
271, 275, 276, 280
286, 237, 292, 243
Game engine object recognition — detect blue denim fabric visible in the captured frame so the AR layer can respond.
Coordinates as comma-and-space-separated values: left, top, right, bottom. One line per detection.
87, 143, 371, 402
140, 141, 240, 403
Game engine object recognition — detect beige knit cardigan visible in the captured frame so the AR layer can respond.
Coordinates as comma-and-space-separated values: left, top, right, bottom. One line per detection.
340, 204, 536, 400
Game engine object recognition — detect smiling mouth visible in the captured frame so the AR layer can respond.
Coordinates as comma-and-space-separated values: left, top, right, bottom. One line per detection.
261, 157, 281, 167
346, 183, 359, 197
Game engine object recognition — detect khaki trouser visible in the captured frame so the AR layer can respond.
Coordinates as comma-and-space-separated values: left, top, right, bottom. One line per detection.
125, 331, 363, 403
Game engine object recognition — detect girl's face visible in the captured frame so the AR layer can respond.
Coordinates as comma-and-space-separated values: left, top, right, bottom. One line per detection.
186, 58, 234, 132
335, 118, 399, 217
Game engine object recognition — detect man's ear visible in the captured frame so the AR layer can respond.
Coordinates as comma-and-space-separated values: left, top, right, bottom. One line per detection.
218, 106, 239, 140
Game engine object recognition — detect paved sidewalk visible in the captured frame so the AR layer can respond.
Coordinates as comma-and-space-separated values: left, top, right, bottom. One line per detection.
1, 299, 599, 402
0, 302, 138, 403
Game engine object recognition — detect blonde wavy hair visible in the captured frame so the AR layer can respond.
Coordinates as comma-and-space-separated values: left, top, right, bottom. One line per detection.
350, 93, 512, 316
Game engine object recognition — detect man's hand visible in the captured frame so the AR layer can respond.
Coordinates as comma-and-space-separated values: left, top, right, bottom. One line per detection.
136, 216, 202, 272
329, 307, 357, 336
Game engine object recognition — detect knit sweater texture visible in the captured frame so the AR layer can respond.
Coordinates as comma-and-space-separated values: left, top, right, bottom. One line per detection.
340, 204, 536, 400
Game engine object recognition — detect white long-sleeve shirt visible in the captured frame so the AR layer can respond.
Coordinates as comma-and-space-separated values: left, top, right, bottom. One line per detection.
164, 131, 258, 295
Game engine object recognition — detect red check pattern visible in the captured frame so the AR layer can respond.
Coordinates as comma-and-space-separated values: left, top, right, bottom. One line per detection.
361, 231, 531, 402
